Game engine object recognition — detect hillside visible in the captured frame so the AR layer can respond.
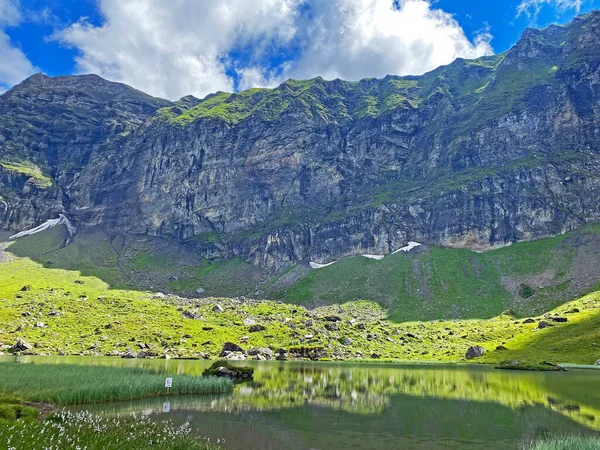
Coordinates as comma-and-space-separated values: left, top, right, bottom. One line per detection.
1, 227, 600, 366
1, 11, 600, 274
5, 221, 600, 322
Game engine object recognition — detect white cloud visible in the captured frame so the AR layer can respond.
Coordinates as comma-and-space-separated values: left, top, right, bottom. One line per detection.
58, 0, 492, 100
284, 0, 493, 82
58, 0, 300, 100
517, 0, 585, 18
0, 0, 20, 26
0, 0, 36, 90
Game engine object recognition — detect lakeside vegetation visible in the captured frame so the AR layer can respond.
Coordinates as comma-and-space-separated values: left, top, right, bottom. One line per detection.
0, 410, 221, 450
523, 436, 600, 450
0, 363, 232, 405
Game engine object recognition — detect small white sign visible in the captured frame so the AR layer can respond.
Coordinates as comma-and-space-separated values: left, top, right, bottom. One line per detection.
165, 377, 173, 388
162, 401, 170, 413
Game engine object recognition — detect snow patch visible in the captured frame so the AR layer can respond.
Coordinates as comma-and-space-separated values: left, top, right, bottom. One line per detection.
9, 214, 76, 243
309, 260, 337, 269
361, 254, 384, 260
392, 241, 421, 254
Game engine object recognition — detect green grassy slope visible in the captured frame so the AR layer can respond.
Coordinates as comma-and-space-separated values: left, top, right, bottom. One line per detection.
6, 223, 600, 324
2, 227, 600, 365
275, 224, 600, 321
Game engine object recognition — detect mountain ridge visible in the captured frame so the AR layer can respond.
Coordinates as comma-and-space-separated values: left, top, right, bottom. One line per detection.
1, 10, 600, 274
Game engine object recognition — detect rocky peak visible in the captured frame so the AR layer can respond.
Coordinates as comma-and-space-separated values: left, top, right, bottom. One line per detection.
2, 12, 600, 270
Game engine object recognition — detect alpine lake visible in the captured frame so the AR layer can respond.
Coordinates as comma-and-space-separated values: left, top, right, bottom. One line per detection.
2, 356, 600, 450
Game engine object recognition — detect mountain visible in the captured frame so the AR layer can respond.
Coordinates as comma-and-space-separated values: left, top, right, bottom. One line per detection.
1, 11, 600, 283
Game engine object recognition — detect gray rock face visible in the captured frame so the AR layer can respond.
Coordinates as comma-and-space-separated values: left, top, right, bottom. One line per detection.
3, 13, 600, 270
465, 345, 486, 359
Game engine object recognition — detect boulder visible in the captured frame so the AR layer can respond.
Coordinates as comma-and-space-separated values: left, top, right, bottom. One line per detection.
325, 323, 339, 331
136, 351, 148, 358
341, 337, 352, 346
248, 347, 273, 358
495, 345, 508, 351
203, 361, 254, 380
523, 318, 535, 324
224, 352, 247, 360
243, 318, 257, 326
10, 339, 32, 352
595, 359, 600, 365
35, 322, 45, 328
183, 310, 198, 319
212, 304, 224, 313
219, 342, 245, 357
249, 324, 266, 333
550, 317, 568, 323
537, 321, 550, 329
465, 346, 486, 359
121, 349, 137, 358
324, 315, 342, 322
288, 346, 326, 360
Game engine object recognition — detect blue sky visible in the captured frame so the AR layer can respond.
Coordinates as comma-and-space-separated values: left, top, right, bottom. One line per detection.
1, 0, 599, 99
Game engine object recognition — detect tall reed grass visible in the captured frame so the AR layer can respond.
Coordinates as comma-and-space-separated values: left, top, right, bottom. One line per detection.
0, 362, 232, 404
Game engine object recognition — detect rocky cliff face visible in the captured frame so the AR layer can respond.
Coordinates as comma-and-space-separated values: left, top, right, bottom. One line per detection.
2, 12, 600, 270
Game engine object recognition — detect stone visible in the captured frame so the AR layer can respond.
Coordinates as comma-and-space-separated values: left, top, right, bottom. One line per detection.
203, 361, 254, 380
10, 339, 31, 352
195, 288, 205, 295
212, 304, 224, 313
249, 324, 266, 332
325, 323, 339, 331
465, 345, 486, 359
595, 359, 600, 365
136, 351, 148, 358
495, 345, 508, 351
523, 318, 535, 324
224, 352, 247, 360
243, 318, 257, 326
121, 349, 137, 358
550, 317, 568, 323
35, 322, 45, 328
183, 310, 198, 319
324, 315, 342, 322
248, 347, 273, 358
219, 342, 245, 357
341, 337, 352, 346
537, 321, 550, 329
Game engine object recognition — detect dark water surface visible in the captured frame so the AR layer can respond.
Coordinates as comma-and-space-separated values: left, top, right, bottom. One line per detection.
4, 356, 600, 449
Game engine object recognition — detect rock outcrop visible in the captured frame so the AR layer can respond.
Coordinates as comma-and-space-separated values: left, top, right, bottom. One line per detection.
2, 12, 600, 271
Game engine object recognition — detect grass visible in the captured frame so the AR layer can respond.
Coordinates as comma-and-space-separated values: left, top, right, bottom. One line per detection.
7, 213, 600, 324
0, 160, 53, 188
0, 395, 39, 421
523, 436, 600, 450
0, 410, 221, 450
3, 225, 600, 365
0, 363, 232, 405
275, 224, 600, 321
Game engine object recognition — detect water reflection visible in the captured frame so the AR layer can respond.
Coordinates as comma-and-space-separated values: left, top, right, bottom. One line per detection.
12, 357, 589, 449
